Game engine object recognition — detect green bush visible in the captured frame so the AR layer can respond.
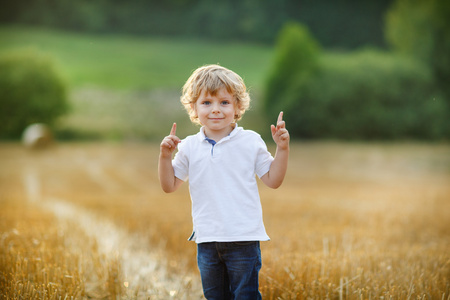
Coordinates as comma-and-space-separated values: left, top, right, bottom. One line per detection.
279, 49, 448, 140
0, 49, 69, 139
264, 22, 321, 115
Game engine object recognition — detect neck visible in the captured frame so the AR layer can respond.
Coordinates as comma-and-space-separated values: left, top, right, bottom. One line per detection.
204, 124, 235, 141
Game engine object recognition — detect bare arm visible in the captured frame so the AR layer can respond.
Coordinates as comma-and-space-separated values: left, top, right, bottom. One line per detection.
260, 112, 290, 189
158, 123, 184, 193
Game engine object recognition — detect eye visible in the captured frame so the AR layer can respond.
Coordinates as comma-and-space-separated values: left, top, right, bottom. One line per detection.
221, 100, 230, 105
202, 101, 211, 105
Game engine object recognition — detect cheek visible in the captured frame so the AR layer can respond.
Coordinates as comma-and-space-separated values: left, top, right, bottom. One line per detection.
196, 107, 207, 116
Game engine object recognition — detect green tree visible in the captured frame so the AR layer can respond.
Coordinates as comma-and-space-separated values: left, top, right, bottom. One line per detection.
263, 22, 321, 116
385, 0, 450, 99
0, 49, 69, 139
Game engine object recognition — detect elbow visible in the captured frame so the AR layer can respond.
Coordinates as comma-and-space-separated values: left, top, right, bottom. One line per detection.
269, 182, 282, 189
261, 173, 284, 189
160, 182, 175, 193
159, 175, 180, 193
161, 185, 175, 193
265, 178, 283, 189
269, 175, 285, 189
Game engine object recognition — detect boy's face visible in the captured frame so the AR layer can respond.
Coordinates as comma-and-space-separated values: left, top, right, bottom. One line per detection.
193, 87, 238, 139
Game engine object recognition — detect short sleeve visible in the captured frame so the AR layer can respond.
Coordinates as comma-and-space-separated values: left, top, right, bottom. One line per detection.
254, 136, 274, 178
172, 140, 189, 181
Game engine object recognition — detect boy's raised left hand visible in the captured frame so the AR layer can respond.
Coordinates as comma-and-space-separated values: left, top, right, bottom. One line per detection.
271, 112, 290, 150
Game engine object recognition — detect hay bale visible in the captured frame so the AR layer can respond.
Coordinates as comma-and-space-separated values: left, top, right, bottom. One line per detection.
22, 123, 53, 149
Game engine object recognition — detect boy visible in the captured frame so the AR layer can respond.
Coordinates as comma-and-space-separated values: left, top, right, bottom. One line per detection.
159, 64, 289, 299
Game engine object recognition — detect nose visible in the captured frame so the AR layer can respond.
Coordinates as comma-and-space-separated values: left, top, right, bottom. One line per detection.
211, 103, 220, 113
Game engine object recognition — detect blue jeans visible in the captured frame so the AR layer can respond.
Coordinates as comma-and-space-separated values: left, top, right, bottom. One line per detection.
197, 241, 262, 300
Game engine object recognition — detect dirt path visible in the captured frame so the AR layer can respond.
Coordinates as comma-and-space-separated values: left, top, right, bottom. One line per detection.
22, 162, 202, 299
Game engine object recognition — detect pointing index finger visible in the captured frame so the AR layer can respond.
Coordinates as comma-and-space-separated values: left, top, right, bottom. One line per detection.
277, 111, 284, 124
170, 123, 177, 136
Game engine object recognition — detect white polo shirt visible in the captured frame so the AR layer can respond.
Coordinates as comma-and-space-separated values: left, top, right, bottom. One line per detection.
172, 125, 273, 243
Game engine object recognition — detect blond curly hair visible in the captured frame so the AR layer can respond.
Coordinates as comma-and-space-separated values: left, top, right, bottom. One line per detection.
180, 64, 250, 125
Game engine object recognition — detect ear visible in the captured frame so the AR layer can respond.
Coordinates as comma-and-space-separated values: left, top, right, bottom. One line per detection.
234, 101, 241, 120
234, 109, 240, 120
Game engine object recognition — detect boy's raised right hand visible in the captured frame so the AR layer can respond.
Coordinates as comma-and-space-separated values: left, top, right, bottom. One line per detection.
160, 123, 181, 158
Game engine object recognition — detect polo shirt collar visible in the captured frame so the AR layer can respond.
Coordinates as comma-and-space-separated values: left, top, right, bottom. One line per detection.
197, 124, 242, 143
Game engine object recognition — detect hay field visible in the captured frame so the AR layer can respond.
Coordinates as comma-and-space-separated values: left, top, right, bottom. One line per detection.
0, 141, 449, 299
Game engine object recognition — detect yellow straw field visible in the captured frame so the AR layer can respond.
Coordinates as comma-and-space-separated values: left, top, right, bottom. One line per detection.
0, 142, 449, 299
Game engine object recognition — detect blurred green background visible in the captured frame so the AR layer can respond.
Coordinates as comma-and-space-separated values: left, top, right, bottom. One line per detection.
1, 0, 449, 141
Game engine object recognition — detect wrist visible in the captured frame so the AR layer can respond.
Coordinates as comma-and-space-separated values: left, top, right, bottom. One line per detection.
159, 151, 173, 160
276, 143, 290, 152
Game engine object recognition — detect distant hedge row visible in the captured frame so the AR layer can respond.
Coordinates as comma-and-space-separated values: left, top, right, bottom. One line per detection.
1, 0, 391, 48
0, 49, 69, 139
264, 23, 449, 140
